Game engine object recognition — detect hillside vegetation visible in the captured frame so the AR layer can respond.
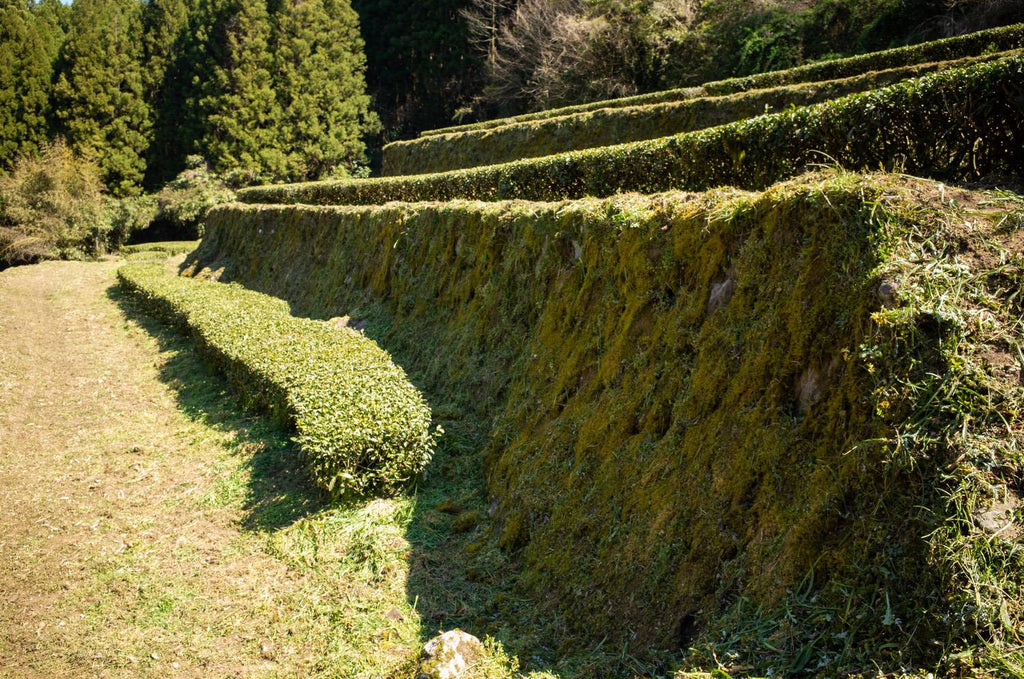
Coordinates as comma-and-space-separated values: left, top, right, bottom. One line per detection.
423, 21, 1024, 138
374, 0, 1024, 140
383, 49, 1018, 176
108, 18, 1024, 679
241, 53, 1024, 205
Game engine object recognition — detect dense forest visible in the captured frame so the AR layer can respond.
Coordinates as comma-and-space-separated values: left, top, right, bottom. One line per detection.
0, 0, 378, 191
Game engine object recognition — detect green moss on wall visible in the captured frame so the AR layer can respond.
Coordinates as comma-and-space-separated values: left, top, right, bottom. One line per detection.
188, 171, 1024, 675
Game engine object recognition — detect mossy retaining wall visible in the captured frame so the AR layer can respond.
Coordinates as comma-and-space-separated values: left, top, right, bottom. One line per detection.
187, 172, 1024, 672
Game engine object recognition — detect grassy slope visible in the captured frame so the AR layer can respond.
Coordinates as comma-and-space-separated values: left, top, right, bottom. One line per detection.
189, 171, 1024, 677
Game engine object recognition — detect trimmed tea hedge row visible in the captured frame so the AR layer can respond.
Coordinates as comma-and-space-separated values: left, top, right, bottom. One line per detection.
383, 51, 1014, 176
421, 22, 1024, 138
240, 56, 1024, 206
121, 240, 201, 257
117, 261, 437, 496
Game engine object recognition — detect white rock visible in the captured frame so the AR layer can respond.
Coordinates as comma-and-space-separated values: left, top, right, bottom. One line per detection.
415, 629, 484, 679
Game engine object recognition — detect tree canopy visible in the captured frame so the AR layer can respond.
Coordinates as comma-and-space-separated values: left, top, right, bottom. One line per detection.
0, 1, 54, 167
53, 0, 151, 196
3, 0, 378, 193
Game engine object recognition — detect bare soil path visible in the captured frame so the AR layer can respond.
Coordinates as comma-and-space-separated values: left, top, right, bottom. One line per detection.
0, 260, 341, 678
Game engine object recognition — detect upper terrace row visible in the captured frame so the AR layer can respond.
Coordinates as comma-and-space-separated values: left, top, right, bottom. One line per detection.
239, 55, 1024, 207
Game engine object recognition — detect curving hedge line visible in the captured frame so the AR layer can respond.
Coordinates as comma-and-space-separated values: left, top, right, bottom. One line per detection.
421, 22, 1024, 138
240, 56, 1024, 206
121, 240, 201, 258
382, 51, 1015, 176
118, 261, 438, 496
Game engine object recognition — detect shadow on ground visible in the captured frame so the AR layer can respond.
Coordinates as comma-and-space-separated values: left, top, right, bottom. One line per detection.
108, 283, 324, 532
110, 274, 670, 678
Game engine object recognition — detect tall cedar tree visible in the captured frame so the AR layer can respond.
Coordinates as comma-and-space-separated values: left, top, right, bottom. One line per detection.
53, 0, 151, 196
0, 1, 52, 167
142, 0, 198, 187
31, 0, 69, 65
199, 0, 282, 179
142, 0, 196, 95
274, 0, 379, 181
352, 0, 480, 140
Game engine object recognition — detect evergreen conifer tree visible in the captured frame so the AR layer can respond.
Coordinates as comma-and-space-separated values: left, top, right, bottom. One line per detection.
142, 0, 198, 187
352, 0, 479, 138
273, 0, 378, 181
142, 0, 196, 97
0, 1, 53, 167
31, 0, 69, 65
199, 0, 283, 179
52, 0, 151, 195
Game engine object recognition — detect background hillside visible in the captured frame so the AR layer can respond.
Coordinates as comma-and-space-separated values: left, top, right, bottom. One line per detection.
2, 0, 1022, 194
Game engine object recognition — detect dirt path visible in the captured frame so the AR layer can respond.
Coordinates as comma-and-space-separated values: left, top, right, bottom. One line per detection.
0, 260, 322, 678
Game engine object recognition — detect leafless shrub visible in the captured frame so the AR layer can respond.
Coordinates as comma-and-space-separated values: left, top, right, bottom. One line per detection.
461, 0, 517, 69
463, 0, 704, 114
474, 0, 633, 111
939, 0, 1024, 35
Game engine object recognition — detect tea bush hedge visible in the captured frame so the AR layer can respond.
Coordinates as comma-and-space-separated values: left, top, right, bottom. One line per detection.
240, 56, 1024, 206
382, 51, 1014, 176
117, 261, 438, 496
121, 240, 201, 256
422, 22, 1024, 138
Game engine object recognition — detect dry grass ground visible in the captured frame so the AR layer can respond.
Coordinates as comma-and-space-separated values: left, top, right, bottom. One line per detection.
0, 257, 743, 679
0, 259, 425, 678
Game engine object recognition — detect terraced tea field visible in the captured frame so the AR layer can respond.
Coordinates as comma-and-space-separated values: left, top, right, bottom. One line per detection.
5, 21, 1024, 679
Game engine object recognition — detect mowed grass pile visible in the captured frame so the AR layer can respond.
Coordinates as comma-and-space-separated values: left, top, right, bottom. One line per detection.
423, 22, 1024, 137
117, 261, 438, 496
241, 55, 1024, 206
191, 172, 1024, 676
382, 50, 1015, 176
